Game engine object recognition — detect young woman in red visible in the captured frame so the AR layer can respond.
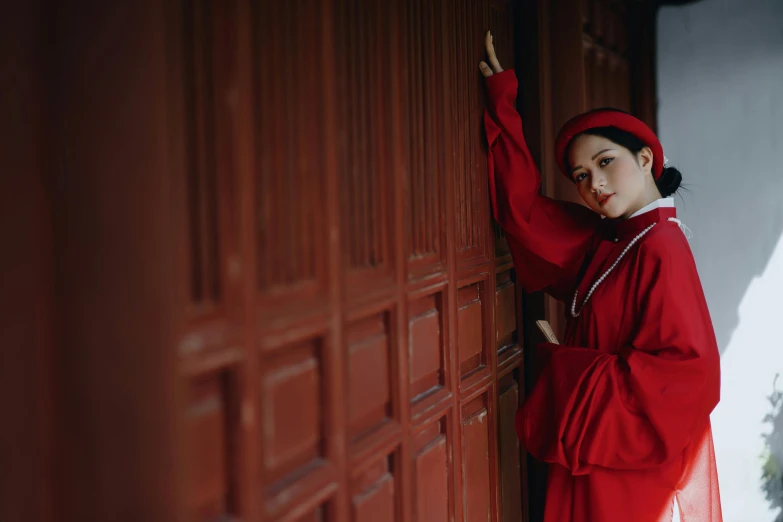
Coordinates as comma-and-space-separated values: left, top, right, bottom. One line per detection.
479, 32, 722, 522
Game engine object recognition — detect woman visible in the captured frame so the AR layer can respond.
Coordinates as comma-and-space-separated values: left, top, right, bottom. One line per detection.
479, 31, 722, 522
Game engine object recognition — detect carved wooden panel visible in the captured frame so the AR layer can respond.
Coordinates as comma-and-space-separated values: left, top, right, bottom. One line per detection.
334, 0, 393, 290
184, 372, 237, 520
295, 506, 328, 522
449, 0, 488, 266
582, 0, 632, 112
408, 291, 447, 403
457, 280, 488, 379
397, 0, 447, 279
462, 395, 493, 522
254, 0, 327, 310
413, 419, 450, 522
351, 455, 398, 522
498, 372, 524, 522
261, 339, 324, 481
495, 270, 518, 352
347, 312, 393, 441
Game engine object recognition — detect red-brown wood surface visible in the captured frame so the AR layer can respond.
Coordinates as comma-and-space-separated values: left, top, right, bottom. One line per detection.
170, 0, 527, 520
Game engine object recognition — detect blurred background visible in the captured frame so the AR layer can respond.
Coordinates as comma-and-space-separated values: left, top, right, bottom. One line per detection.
1, 0, 781, 521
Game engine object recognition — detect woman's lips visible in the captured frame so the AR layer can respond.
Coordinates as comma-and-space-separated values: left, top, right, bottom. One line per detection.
598, 194, 614, 207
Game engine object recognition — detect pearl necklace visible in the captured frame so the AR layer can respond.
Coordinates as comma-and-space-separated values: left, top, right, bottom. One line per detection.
570, 218, 676, 318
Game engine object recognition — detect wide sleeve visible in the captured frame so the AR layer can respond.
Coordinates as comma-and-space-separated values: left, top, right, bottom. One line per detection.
484, 69, 600, 294
515, 229, 721, 474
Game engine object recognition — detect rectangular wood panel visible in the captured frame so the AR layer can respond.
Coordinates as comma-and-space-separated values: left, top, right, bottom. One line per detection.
449, 0, 488, 265
413, 420, 450, 522
261, 339, 324, 480
397, 0, 446, 278
334, 0, 393, 286
347, 312, 393, 441
295, 506, 327, 522
495, 270, 518, 351
582, 0, 633, 112
254, 0, 327, 309
498, 373, 523, 522
462, 396, 492, 522
457, 282, 485, 378
184, 373, 235, 520
408, 292, 446, 401
351, 455, 397, 522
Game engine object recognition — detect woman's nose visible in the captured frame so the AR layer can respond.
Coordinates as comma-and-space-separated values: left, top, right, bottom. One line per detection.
591, 173, 605, 192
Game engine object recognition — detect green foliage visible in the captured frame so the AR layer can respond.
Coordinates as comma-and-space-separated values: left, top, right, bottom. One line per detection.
761, 374, 783, 522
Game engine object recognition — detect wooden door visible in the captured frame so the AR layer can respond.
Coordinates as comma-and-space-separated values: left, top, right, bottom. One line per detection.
518, 1, 659, 520
169, 0, 528, 521
527, 0, 658, 342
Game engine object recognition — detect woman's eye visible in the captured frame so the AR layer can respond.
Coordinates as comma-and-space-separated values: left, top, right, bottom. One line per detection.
599, 157, 613, 167
575, 172, 587, 182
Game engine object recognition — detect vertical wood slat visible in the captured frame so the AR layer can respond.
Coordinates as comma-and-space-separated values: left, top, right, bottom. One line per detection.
183, 0, 220, 308
321, 0, 352, 518
389, 0, 414, 519
440, 0, 465, 517
425, 0, 436, 259
233, 0, 265, 518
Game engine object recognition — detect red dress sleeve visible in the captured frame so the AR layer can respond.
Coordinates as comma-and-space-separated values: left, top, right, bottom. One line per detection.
515, 227, 721, 474
484, 70, 600, 295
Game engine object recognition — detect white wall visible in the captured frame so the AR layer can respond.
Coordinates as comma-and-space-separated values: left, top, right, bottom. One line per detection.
657, 1, 783, 520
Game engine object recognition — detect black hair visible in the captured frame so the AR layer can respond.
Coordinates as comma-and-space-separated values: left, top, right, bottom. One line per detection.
565, 125, 683, 198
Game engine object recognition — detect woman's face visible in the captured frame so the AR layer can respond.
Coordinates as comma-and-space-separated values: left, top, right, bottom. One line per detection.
568, 134, 658, 219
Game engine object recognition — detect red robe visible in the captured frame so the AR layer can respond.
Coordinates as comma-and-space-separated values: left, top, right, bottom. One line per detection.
484, 70, 722, 522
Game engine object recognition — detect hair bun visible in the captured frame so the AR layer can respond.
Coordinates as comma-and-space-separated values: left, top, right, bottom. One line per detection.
656, 166, 682, 198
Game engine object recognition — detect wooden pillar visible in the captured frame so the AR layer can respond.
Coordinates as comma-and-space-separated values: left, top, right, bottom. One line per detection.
0, 1, 53, 521
47, 3, 185, 521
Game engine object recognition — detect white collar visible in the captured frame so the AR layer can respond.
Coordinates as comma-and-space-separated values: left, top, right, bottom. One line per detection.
629, 197, 675, 218
599, 197, 675, 220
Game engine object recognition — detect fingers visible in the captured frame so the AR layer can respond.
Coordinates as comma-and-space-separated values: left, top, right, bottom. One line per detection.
479, 61, 493, 78
485, 31, 504, 73
480, 31, 504, 76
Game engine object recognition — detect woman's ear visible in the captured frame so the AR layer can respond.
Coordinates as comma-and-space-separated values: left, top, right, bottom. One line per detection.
638, 146, 654, 174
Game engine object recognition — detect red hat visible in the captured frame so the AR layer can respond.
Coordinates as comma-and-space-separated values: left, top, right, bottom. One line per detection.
554, 109, 665, 180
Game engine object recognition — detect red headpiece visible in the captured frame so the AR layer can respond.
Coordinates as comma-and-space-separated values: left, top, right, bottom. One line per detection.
554, 109, 665, 180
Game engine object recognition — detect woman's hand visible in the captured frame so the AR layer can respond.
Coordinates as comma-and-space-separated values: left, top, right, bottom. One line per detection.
479, 30, 504, 78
